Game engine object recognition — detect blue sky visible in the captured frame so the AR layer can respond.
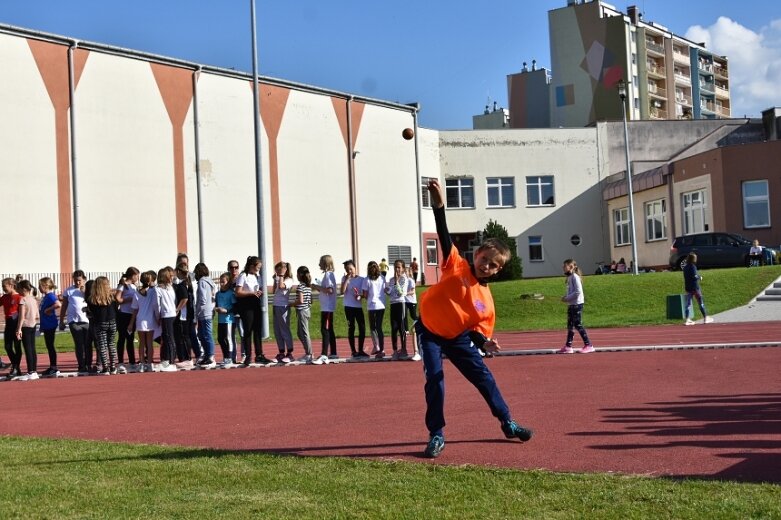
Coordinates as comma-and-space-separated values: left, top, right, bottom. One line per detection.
2, 1, 780, 129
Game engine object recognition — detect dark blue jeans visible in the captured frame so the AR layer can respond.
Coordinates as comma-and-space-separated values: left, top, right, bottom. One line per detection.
198, 319, 214, 359
566, 304, 591, 347
416, 321, 511, 438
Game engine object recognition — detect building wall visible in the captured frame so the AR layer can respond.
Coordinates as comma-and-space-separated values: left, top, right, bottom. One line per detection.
438, 128, 605, 278
0, 28, 422, 284
506, 69, 550, 129
606, 184, 669, 269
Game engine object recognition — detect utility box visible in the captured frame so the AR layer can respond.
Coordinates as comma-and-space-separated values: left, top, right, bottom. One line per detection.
666, 294, 686, 320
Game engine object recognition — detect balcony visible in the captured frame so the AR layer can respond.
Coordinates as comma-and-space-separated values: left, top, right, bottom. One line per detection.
714, 66, 729, 79
716, 105, 730, 117
699, 82, 715, 93
698, 62, 714, 74
674, 72, 691, 85
645, 40, 665, 56
673, 50, 690, 64
649, 107, 668, 119
647, 85, 667, 99
647, 65, 666, 78
675, 94, 692, 106
701, 102, 715, 114
715, 84, 729, 99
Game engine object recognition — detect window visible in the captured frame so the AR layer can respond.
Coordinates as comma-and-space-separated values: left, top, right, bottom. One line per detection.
645, 199, 667, 241
420, 176, 435, 209
486, 177, 515, 207
742, 180, 770, 228
387, 245, 412, 266
426, 239, 438, 265
682, 190, 708, 234
445, 178, 474, 209
614, 207, 631, 246
528, 236, 543, 262
526, 176, 554, 206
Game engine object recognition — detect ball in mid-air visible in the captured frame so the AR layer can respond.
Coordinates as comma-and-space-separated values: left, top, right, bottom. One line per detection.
402, 127, 415, 140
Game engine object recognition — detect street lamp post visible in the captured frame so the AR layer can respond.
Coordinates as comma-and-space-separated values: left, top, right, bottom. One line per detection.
617, 79, 640, 275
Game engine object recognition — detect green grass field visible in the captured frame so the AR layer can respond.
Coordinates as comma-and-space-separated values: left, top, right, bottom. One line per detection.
9, 266, 780, 518
0, 437, 779, 519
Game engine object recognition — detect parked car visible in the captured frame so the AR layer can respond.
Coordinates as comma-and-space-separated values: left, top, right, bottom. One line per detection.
668, 232, 778, 269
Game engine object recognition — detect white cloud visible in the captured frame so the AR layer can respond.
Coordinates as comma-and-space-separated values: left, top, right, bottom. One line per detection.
685, 17, 781, 117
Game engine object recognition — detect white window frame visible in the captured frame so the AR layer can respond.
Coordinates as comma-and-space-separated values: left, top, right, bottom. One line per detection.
420, 176, 435, 209
486, 177, 515, 208
445, 178, 475, 209
742, 180, 771, 229
528, 236, 543, 262
426, 239, 438, 265
526, 176, 555, 207
614, 207, 631, 246
644, 199, 667, 242
682, 189, 708, 235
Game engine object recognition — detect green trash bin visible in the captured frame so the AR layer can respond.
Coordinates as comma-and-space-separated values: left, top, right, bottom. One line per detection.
666, 294, 686, 320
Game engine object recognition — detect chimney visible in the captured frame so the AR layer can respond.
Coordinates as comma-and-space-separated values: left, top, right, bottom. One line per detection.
627, 5, 640, 25
532, 59, 537, 71
522, 61, 528, 72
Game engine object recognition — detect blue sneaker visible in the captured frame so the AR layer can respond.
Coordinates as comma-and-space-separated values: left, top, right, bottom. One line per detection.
423, 435, 445, 458
501, 420, 533, 442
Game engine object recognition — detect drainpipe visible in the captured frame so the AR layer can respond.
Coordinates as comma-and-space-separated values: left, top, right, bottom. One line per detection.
411, 104, 424, 284
67, 41, 81, 270
346, 96, 359, 266
192, 67, 205, 262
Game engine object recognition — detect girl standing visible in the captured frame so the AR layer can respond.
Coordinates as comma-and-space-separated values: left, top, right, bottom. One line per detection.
294, 265, 313, 363
405, 270, 421, 361
15, 280, 39, 381
1, 278, 23, 379
173, 263, 194, 368
311, 255, 337, 365
234, 256, 270, 365
272, 261, 295, 363
58, 271, 91, 374
194, 263, 217, 368
130, 270, 158, 372
362, 261, 386, 358
215, 272, 237, 366
340, 259, 367, 358
115, 267, 139, 373
155, 268, 178, 372
386, 259, 409, 360
557, 259, 595, 354
87, 276, 119, 375
38, 277, 61, 377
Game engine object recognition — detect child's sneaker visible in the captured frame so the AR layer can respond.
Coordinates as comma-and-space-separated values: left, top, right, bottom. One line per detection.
684, 319, 696, 326
557, 346, 574, 354
312, 355, 329, 365
117, 364, 127, 374
411, 353, 422, 361
579, 344, 595, 354
501, 420, 533, 442
703, 316, 714, 324
423, 435, 445, 458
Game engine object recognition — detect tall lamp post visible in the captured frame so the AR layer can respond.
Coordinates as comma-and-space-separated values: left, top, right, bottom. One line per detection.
617, 79, 640, 275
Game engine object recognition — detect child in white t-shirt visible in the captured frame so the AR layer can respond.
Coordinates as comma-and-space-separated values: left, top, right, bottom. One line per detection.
272, 261, 295, 363
362, 261, 387, 358
311, 255, 337, 364
386, 259, 410, 360
130, 270, 159, 372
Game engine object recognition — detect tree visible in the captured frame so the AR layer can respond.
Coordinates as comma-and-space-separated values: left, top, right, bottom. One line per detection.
480, 219, 523, 280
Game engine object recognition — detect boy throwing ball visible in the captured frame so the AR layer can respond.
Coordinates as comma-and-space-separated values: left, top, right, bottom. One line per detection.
416, 179, 533, 458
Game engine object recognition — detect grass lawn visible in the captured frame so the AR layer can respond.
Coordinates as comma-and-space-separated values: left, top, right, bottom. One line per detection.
0, 437, 779, 519
45, 265, 781, 353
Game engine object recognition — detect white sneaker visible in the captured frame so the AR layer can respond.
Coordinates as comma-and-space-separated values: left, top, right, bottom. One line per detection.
221, 359, 234, 368
118, 365, 128, 375
703, 316, 714, 324
684, 319, 696, 326
18, 372, 39, 381
312, 355, 329, 365
411, 353, 422, 361
159, 361, 177, 372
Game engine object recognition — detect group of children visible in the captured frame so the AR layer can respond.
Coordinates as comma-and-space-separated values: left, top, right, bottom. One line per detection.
0, 252, 424, 380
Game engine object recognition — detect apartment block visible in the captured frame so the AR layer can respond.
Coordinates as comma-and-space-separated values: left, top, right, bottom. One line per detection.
509, 0, 731, 128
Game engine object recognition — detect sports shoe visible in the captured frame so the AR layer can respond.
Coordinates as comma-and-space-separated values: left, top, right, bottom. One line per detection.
411, 353, 422, 361
356, 351, 370, 358
684, 319, 696, 326
220, 359, 233, 368
159, 361, 177, 372
257, 355, 276, 365
391, 351, 400, 361
328, 354, 339, 360
703, 316, 714, 324
399, 349, 409, 360
312, 355, 329, 365
423, 435, 445, 458
240, 355, 248, 365
41, 367, 61, 378
557, 346, 575, 354
374, 351, 385, 359
99, 368, 111, 376
175, 360, 194, 369
117, 365, 127, 375
501, 420, 533, 442
109, 366, 119, 375
19, 372, 40, 381
579, 344, 596, 354
199, 357, 217, 369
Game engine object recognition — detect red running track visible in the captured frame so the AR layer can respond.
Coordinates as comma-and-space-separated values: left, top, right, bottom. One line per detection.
1, 322, 779, 483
